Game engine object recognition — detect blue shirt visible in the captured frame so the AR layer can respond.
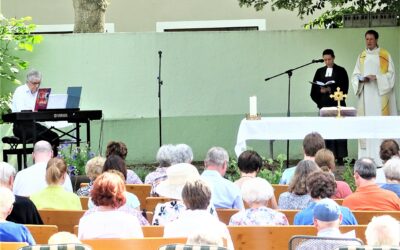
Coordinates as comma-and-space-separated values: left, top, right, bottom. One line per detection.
279, 166, 296, 184
0, 221, 35, 245
201, 170, 244, 209
381, 183, 400, 198
294, 201, 358, 225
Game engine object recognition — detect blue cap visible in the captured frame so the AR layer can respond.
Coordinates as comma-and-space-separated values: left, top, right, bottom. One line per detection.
313, 198, 341, 222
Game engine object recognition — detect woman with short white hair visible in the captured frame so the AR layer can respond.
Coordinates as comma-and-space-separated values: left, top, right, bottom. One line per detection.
229, 177, 288, 225
0, 187, 35, 245
365, 215, 399, 246
381, 158, 400, 197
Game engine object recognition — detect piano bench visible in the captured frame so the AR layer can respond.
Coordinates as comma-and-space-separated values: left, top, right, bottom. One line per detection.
2, 136, 33, 171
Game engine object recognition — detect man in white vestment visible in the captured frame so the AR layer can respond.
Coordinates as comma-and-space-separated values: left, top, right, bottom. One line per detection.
352, 30, 397, 165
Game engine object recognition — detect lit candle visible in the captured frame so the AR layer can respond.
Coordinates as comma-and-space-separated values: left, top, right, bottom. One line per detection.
249, 96, 257, 116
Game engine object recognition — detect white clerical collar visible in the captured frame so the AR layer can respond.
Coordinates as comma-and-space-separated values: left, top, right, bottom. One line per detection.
325, 67, 333, 77
366, 47, 379, 54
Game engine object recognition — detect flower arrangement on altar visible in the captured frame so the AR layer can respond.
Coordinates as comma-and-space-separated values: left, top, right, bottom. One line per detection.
58, 143, 95, 176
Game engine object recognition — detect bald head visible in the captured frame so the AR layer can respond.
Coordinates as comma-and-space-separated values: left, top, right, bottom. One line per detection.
33, 141, 53, 163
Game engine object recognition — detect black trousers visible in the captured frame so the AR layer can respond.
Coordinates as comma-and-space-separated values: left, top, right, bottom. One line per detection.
325, 139, 348, 160
13, 122, 60, 156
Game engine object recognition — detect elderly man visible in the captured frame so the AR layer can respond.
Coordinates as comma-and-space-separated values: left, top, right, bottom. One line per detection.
13, 140, 73, 196
343, 157, 400, 210
0, 162, 42, 224
201, 146, 244, 209
296, 199, 360, 250
11, 69, 59, 155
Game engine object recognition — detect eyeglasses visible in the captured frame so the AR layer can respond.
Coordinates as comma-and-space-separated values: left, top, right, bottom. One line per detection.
29, 81, 41, 85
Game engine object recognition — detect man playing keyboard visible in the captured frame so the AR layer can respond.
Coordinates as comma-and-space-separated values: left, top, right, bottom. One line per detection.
11, 70, 60, 155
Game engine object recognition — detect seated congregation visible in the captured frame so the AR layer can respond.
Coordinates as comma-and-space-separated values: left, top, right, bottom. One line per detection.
1, 134, 400, 249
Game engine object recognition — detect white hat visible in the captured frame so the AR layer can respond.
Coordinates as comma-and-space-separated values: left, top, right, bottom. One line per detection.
155, 163, 200, 200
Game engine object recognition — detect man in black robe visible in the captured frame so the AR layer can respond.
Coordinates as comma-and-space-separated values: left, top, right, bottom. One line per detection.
311, 49, 349, 165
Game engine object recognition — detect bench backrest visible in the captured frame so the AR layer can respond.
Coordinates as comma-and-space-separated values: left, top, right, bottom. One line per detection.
79, 196, 89, 210
38, 209, 86, 233
272, 184, 289, 199
125, 184, 152, 210
82, 237, 187, 250
351, 210, 400, 224
228, 225, 367, 250
25, 224, 58, 244
216, 209, 239, 225
0, 242, 29, 250
145, 197, 173, 213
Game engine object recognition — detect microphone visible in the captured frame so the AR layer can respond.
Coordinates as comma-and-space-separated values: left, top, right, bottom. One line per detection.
158, 51, 162, 57
312, 59, 324, 63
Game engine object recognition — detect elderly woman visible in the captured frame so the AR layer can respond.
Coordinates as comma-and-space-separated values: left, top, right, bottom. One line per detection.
78, 172, 143, 239
164, 179, 234, 250
234, 150, 278, 209
381, 158, 400, 197
145, 144, 175, 195
229, 177, 288, 225
314, 148, 352, 199
278, 160, 319, 210
0, 187, 35, 245
30, 158, 82, 210
152, 163, 216, 225
365, 215, 399, 247
76, 156, 106, 196
106, 141, 142, 184
294, 171, 357, 225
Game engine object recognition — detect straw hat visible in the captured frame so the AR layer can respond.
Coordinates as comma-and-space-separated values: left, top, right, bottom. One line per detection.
155, 163, 200, 200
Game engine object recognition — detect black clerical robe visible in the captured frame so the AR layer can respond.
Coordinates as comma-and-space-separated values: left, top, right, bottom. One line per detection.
310, 64, 349, 160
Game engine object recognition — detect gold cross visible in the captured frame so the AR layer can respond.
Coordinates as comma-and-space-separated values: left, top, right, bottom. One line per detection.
330, 87, 347, 118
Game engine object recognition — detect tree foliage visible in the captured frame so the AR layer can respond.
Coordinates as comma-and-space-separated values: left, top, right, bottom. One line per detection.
238, 0, 400, 29
0, 15, 42, 84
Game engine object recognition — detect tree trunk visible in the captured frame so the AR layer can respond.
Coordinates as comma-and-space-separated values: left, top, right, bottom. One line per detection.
72, 0, 108, 33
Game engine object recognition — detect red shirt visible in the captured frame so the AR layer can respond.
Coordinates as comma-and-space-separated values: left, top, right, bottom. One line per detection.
342, 184, 400, 210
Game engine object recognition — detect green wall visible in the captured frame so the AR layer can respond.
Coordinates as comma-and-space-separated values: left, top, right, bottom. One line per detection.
2, 28, 399, 163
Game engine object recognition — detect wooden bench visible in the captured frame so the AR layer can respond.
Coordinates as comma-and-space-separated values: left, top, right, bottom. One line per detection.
82, 237, 187, 250
0, 242, 29, 250
142, 226, 164, 237
79, 196, 89, 210
216, 209, 239, 225
38, 209, 86, 233
351, 210, 400, 225
145, 197, 173, 213
228, 225, 367, 250
126, 184, 152, 209
272, 184, 288, 199
25, 224, 58, 244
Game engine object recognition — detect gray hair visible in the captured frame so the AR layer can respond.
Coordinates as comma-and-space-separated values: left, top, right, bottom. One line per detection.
26, 69, 42, 83
171, 144, 193, 164
0, 162, 16, 186
365, 215, 400, 246
156, 144, 175, 168
34, 140, 53, 153
241, 177, 274, 205
85, 156, 106, 180
0, 186, 15, 214
383, 157, 400, 181
354, 157, 376, 180
204, 147, 229, 168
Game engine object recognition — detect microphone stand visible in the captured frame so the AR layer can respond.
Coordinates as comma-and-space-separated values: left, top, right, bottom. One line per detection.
265, 60, 320, 168
157, 51, 163, 147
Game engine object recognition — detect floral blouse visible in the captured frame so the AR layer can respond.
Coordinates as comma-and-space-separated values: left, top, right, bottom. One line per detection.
278, 192, 312, 210
144, 167, 168, 196
152, 200, 216, 226
229, 206, 289, 225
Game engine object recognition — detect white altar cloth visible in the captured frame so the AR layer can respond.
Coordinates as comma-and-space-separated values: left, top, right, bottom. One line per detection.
235, 116, 400, 156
